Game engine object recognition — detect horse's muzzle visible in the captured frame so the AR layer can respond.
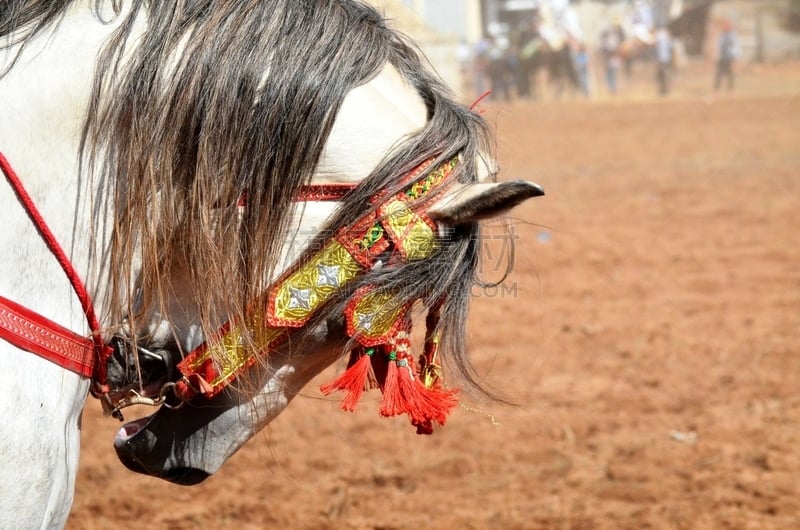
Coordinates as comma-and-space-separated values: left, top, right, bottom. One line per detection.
113, 414, 211, 486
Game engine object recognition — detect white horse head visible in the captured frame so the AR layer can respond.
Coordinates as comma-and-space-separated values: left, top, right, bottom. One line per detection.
0, 1, 543, 525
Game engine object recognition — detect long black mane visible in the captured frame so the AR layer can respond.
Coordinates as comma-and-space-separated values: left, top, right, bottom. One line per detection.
1, 0, 497, 397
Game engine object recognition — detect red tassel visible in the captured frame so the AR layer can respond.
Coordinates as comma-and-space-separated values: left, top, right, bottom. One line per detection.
378, 355, 404, 417
413, 380, 459, 428
320, 349, 373, 412
379, 351, 459, 433
396, 360, 459, 433
394, 359, 424, 417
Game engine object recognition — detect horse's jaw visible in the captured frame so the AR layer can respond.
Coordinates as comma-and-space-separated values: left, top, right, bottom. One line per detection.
113, 338, 342, 485
113, 390, 283, 485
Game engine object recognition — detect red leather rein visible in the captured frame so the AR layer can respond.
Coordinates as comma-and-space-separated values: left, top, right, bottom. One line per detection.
0, 151, 355, 394
0, 151, 110, 384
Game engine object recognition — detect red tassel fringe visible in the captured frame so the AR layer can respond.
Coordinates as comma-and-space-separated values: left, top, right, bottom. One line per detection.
378, 358, 403, 417
321, 318, 458, 434
319, 350, 373, 412
379, 353, 459, 434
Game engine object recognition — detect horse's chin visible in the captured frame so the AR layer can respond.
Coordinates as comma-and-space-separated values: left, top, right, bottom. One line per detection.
113, 407, 218, 486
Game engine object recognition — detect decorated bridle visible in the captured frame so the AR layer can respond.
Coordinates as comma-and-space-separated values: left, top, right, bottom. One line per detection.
1, 151, 461, 434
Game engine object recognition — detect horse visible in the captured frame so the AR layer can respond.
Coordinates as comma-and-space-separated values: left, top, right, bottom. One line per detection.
0, 1, 543, 527
519, 36, 581, 100
619, 31, 657, 76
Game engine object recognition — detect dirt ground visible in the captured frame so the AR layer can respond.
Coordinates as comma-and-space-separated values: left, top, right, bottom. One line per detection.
67, 62, 800, 529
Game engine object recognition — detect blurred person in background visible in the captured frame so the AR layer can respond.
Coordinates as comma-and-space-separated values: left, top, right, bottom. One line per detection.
486, 34, 512, 101
625, 0, 655, 76
515, 19, 539, 99
457, 38, 472, 96
472, 37, 490, 98
575, 42, 590, 98
600, 19, 625, 95
715, 19, 741, 91
630, 0, 654, 35
654, 26, 673, 96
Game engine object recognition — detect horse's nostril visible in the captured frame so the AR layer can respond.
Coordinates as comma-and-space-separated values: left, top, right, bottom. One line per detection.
121, 422, 139, 437
114, 417, 151, 444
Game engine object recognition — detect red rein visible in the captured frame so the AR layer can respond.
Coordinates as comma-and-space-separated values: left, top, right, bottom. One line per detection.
0, 151, 111, 387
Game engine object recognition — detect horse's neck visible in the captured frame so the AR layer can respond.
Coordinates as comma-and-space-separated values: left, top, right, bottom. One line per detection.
0, 6, 130, 527
0, 1, 119, 397
0, 3, 128, 330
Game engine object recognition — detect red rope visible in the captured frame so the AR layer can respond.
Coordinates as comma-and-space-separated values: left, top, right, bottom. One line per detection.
0, 152, 105, 352
470, 90, 492, 111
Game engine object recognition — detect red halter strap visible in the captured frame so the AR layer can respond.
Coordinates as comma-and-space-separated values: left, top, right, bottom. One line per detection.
234, 183, 357, 208
296, 183, 358, 201
0, 151, 111, 385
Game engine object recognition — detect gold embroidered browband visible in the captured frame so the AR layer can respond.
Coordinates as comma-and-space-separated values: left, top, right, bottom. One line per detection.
173, 157, 460, 433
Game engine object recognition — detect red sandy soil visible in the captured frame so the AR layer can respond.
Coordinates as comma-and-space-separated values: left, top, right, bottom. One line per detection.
67, 62, 800, 529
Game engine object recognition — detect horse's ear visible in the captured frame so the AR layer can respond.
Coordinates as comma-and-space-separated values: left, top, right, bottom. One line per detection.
427, 180, 544, 226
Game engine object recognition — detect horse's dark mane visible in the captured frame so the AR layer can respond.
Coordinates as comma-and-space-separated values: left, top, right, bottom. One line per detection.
0, 0, 68, 38
1, 0, 498, 398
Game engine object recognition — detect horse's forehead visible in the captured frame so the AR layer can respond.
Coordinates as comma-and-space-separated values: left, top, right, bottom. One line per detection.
315, 63, 427, 183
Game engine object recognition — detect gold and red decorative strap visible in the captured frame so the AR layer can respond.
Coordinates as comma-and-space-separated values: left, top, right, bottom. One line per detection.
174, 156, 460, 433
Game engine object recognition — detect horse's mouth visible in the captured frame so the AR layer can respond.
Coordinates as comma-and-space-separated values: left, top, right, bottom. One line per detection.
114, 414, 211, 485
